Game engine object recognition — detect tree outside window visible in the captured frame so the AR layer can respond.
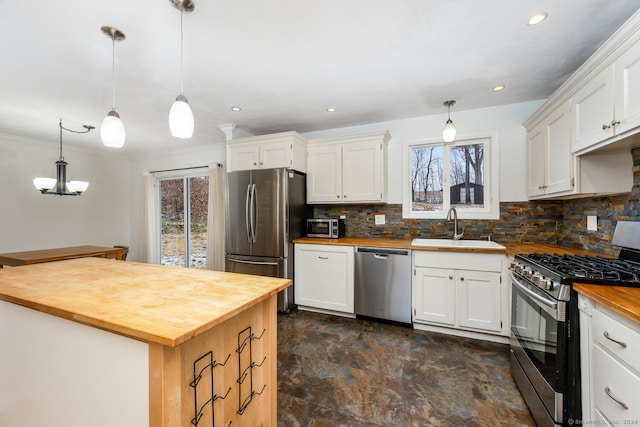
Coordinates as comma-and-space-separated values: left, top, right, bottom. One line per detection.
404, 136, 497, 219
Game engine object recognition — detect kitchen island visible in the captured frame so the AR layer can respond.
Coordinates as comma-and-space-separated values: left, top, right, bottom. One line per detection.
0, 257, 290, 427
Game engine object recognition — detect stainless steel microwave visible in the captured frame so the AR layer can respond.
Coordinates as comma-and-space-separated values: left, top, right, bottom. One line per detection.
306, 218, 345, 238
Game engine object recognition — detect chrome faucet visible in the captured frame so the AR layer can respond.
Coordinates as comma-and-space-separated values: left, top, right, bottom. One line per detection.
446, 207, 464, 240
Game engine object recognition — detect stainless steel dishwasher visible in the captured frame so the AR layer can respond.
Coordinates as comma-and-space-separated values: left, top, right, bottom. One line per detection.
355, 247, 412, 326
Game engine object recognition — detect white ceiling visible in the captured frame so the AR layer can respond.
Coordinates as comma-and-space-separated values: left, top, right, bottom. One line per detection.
1, 0, 639, 154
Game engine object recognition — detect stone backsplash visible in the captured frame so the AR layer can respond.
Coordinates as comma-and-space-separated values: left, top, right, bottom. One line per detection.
311, 201, 563, 243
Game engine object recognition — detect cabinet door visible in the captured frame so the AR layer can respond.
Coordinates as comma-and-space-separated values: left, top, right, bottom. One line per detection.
526, 121, 547, 197
413, 267, 455, 326
306, 146, 342, 203
260, 140, 291, 169
229, 143, 260, 171
341, 141, 384, 202
614, 39, 640, 136
572, 66, 615, 152
457, 270, 501, 332
294, 245, 354, 313
545, 101, 574, 194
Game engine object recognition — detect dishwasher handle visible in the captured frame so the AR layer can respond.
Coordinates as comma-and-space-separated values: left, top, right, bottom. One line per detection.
356, 247, 410, 256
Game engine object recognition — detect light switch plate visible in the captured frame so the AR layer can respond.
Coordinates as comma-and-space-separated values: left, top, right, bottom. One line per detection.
375, 214, 385, 225
587, 215, 597, 231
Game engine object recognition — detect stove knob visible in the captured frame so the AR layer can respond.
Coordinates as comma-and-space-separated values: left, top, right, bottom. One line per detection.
546, 280, 554, 291
531, 273, 543, 286
523, 268, 533, 279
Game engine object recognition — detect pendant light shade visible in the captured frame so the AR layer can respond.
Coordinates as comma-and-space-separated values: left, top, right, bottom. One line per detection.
100, 110, 126, 148
169, 94, 194, 138
33, 119, 93, 196
169, 0, 195, 139
442, 100, 457, 143
101, 26, 126, 148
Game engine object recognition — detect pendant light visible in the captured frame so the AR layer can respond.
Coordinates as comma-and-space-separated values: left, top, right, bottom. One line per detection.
169, 0, 195, 139
442, 100, 457, 143
34, 119, 93, 196
100, 26, 126, 148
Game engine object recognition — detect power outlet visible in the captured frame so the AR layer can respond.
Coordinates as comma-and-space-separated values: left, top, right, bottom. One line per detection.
587, 215, 597, 231
375, 214, 386, 225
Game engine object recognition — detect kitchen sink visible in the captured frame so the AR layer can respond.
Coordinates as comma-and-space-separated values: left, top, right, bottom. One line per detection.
411, 238, 505, 249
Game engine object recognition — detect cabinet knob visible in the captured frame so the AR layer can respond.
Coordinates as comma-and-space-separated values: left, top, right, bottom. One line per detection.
449, 275, 453, 280
602, 123, 611, 130
253, 162, 257, 166
336, 195, 340, 198
611, 119, 621, 127
460, 277, 464, 281
343, 195, 347, 198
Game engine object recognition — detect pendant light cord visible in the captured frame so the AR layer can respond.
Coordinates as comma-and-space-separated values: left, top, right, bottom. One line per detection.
58, 118, 95, 161
180, 9, 184, 95
111, 36, 116, 110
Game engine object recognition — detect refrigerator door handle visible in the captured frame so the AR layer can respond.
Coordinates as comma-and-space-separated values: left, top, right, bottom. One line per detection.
251, 183, 258, 243
227, 258, 279, 266
245, 184, 252, 243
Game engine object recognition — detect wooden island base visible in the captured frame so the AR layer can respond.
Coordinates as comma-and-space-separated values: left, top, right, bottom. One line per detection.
0, 258, 289, 427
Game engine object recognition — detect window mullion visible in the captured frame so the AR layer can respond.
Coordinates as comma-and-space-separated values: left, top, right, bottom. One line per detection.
184, 177, 191, 268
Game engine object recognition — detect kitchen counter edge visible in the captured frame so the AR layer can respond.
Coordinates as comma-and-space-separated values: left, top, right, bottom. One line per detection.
293, 237, 602, 257
574, 283, 640, 324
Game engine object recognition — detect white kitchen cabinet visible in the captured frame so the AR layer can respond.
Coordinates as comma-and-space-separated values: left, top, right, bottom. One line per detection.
578, 294, 640, 424
527, 101, 574, 198
573, 38, 640, 153
227, 131, 307, 172
414, 267, 455, 325
412, 251, 505, 337
294, 244, 354, 315
306, 131, 389, 204
572, 65, 615, 152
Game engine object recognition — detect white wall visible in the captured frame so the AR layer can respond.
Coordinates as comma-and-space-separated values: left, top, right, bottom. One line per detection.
0, 134, 130, 253
303, 100, 544, 203
127, 144, 226, 262
0, 100, 542, 259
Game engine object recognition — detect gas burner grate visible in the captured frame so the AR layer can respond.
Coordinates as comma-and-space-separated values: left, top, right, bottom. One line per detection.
520, 253, 640, 284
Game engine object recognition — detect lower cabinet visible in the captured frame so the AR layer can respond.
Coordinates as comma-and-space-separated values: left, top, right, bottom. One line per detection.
579, 294, 640, 424
294, 244, 354, 315
413, 251, 505, 336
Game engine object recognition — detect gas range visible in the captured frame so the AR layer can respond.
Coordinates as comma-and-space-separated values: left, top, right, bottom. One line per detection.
511, 252, 640, 301
509, 221, 640, 427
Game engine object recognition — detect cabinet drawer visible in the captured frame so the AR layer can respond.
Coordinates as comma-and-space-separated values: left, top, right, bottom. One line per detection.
593, 308, 640, 372
592, 344, 640, 423
413, 251, 502, 272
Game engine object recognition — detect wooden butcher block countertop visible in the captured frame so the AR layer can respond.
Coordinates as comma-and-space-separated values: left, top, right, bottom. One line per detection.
0, 257, 291, 347
574, 283, 640, 324
293, 237, 605, 257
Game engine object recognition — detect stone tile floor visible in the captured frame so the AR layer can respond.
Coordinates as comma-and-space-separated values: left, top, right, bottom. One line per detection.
277, 310, 535, 426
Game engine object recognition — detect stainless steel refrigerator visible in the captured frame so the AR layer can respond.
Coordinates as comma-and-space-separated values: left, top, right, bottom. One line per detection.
225, 168, 308, 312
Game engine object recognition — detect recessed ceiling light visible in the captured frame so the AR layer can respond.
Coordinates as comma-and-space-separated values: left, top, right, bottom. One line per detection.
327, 107, 336, 112
493, 85, 506, 92
231, 106, 242, 112
527, 12, 548, 26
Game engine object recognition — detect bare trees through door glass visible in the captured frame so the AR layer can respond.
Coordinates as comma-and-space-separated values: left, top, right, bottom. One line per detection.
160, 176, 209, 268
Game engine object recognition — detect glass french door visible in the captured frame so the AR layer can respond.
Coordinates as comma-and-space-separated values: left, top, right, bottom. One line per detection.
159, 175, 209, 268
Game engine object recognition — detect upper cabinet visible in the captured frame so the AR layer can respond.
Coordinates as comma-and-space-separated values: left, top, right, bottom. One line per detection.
527, 101, 574, 198
227, 131, 308, 172
524, 11, 640, 199
572, 40, 640, 153
307, 131, 390, 204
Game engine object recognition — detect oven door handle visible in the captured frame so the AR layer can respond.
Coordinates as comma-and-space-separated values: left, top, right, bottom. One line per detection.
511, 271, 558, 310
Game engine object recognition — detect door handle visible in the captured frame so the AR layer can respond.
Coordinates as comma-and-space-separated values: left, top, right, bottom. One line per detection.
250, 183, 257, 243
245, 184, 251, 243
373, 254, 388, 260
228, 258, 279, 266
604, 386, 629, 410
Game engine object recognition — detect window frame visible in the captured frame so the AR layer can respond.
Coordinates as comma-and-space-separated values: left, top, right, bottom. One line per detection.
402, 132, 499, 220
